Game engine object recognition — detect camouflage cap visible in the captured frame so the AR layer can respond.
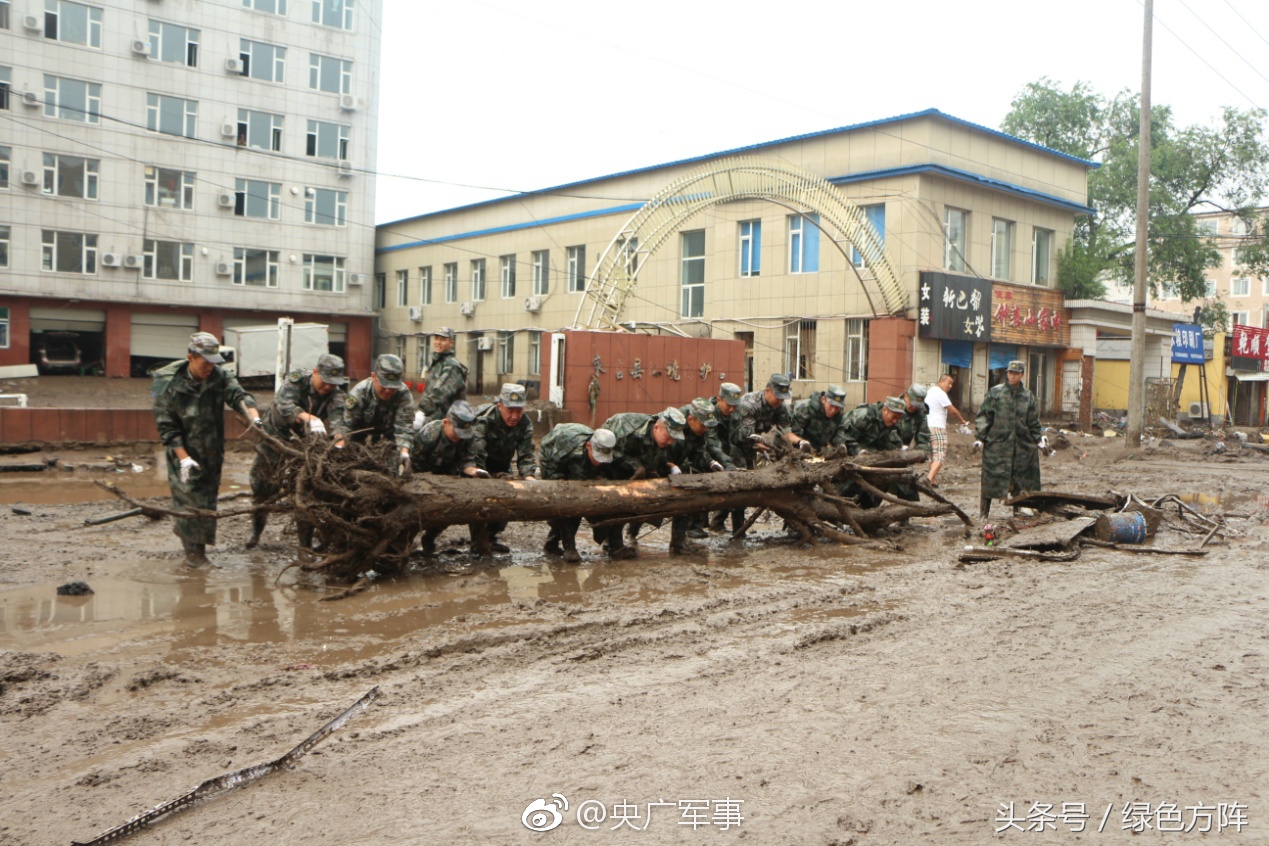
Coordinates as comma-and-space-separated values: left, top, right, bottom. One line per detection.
188, 332, 224, 364
767, 373, 792, 400
687, 397, 719, 427
906, 383, 928, 401
1007, 360, 1026, 373
589, 428, 616, 463
659, 406, 687, 440
824, 385, 847, 409
719, 382, 743, 404
434, 326, 456, 339
446, 399, 477, 438
316, 353, 348, 385
499, 382, 527, 408
373, 354, 405, 389
882, 396, 909, 416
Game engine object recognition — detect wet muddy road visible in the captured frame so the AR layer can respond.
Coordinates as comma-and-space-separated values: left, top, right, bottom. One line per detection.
2, 435, 1268, 845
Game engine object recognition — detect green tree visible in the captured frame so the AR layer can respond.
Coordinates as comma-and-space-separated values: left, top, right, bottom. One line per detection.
1001, 78, 1269, 303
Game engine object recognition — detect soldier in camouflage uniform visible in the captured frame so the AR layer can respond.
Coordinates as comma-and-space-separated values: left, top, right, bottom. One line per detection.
678, 397, 728, 538
975, 360, 1043, 519
837, 396, 907, 508
540, 424, 617, 563
152, 332, 261, 566
707, 383, 745, 533
468, 384, 538, 553
890, 383, 933, 503
728, 374, 813, 536
247, 353, 349, 550
602, 407, 690, 555
333, 354, 417, 476
791, 384, 848, 450
410, 400, 485, 555
418, 326, 468, 420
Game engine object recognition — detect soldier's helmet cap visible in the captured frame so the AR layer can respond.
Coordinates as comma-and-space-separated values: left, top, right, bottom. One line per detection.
659, 406, 687, 440
589, 428, 616, 463
188, 332, 224, 364
499, 382, 527, 408
767, 373, 792, 400
1007, 359, 1026, 373
373, 354, 405, 389
882, 396, 909, 416
446, 399, 477, 438
315, 353, 348, 385
824, 385, 847, 409
434, 326, 456, 339
906, 383, 928, 401
688, 397, 719, 427
719, 382, 743, 404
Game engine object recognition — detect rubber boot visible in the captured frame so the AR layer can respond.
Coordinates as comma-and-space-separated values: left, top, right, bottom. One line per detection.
708, 511, 728, 532
296, 522, 314, 551
182, 540, 209, 567
420, 528, 440, 557
980, 495, 991, 519
668, 517, 700, 555
470, 524, 493, 557
730, 509, 747, 538
625, 521, 642, 546
561, 524, 582, 563
605, 527, 636, 560
543, 522, 564, 557
245, 513, 266, 549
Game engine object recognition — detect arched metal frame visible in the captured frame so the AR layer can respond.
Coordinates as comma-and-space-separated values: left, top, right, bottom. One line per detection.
573, 157, 907, 331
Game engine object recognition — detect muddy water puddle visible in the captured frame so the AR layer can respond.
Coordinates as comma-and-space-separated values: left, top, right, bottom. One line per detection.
0, 448, 250, 506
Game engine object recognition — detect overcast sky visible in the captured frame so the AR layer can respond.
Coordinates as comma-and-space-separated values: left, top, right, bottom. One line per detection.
373, 0, 1269, 225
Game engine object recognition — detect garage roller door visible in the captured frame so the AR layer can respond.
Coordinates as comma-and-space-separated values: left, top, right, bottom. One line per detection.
131, 313, 198, 359
29, 307, 106, 333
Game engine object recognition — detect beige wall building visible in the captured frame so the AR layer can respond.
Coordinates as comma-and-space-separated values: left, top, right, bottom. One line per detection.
375, 110, 1095, 414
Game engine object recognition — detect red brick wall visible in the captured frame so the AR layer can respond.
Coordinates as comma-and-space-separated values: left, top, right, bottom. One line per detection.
0, 408, 253, 444
0, 301, 31, 369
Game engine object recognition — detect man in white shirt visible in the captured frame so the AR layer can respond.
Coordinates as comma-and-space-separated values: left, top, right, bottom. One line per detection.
924, 373, 969, 487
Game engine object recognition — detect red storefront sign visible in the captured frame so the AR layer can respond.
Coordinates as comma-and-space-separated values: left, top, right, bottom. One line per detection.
1232, 324, 1269, 360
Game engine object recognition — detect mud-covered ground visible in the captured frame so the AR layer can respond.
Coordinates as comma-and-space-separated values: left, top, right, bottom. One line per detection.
2, 427, 1269, 845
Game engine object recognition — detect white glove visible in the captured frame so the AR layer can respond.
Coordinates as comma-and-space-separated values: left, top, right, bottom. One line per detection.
466, 468, 491, 479
397, 450, 411, 477
1038, 436, 1049, 450
797, 440, 813, 453
413, 410, 425, 431
249, 416, 263, 429
308, 417, 327, 436
958, 424, 972, 435
973, 440, 983, 450
856, 449, 869, 456
667, 463, 682, 476
900, 444, 909, 451
179, 456, 200, 483
709, 460, 725, 472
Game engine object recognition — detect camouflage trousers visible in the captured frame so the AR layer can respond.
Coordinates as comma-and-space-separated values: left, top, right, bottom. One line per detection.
165, 449, 220, 545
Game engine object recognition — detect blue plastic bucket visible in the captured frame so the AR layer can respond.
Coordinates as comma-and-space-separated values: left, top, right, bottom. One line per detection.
1096, 512, 1147, 544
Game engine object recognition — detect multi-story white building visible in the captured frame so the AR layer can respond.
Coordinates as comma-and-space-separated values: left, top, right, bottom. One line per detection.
0, 0, 381, 377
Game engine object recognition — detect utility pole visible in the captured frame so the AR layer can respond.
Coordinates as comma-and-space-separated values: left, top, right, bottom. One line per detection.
1126, 0, 1153, 447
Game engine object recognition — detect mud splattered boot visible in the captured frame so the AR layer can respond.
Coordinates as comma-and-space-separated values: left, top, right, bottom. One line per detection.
668, 517, 701, 555
245, 513, 267, 549
561, 525, 582, 564
708, 511, 728, 532
543, 522, 564, 557
182, 540, 209, 567
625, 521, 642, 546
420, 528, 440, 557
729, 509, 747, 538
296, 522, 315, 551
979, 495, 991, 520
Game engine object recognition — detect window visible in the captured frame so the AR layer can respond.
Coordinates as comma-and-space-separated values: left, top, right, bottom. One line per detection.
396, 269, 408, 306
789, 214, 819, 273
44, 0, 101, 47
680, 229, 705, 318
145, 166, 194, 209
497, 331, 514, 374
471, 258, 486, 301
45, 76, 101, 124
0, 145, 10, 188
237, 109, 283, 152
1032, 228, 1053, 286
312, 0, 352, 30
243, 0, 286, 14
234, 179, 281, 219
1, 66, 11, 111
306, 120, 349, 160
0, 305, 8, 347
234, 248, 279, 287
419, 266, 432, 306
527, 331, 541, 376
41, 229, 97, 274
1196, 218, 1219, 238
143, 239, 192, 281
739, 220, 761, 277
532, 249, 549, 295
617, 236, 639, 278
1230, 311, 1250, 332
309, 53, 351, 94
444, 262, 457, 303
991, 218, 1013, 280
1204, 278, 1217, 298
239, 39, 286, 82
566, 245, 586, 293
845, 318, 868, 382
373, 273, 385, 308
146, 93, 195, 137
0, 227, 8, 270
303, 187, 346, 225
303, 254, 344, 292
1232, 277, 1250, 297
944, 207, 968, 272
852, 205, 886, 267
1262, 277, 1269, 297
784, 320, 816, 380
500, 254, 516, 298
0, 2, 9, 30
42, 153, 98, 199
149, 20, 198, 66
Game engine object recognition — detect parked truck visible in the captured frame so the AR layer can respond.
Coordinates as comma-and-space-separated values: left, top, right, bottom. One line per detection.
221, 321, 329, 390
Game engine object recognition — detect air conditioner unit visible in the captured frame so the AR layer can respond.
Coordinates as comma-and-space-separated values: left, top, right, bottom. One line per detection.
20, 170, 40, 186
1188, 402, 1209, 420
338, 93, 358, 111
336, 160, 354, 177
22, 90, 39, 107
407, 306, 423, 322
220, 121, 237, 138
123, 254, 143, 270
131, 39, 152, 56
524, 295, 542, 313
214, 261, 233, 276
225, 57, 244, 74
100, 252, 123, 268
22, 14, 42, 31
476, 336, 494, 352
459, 301, 475, 317
217, 191, 236, 208
348, 273, 365, 286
